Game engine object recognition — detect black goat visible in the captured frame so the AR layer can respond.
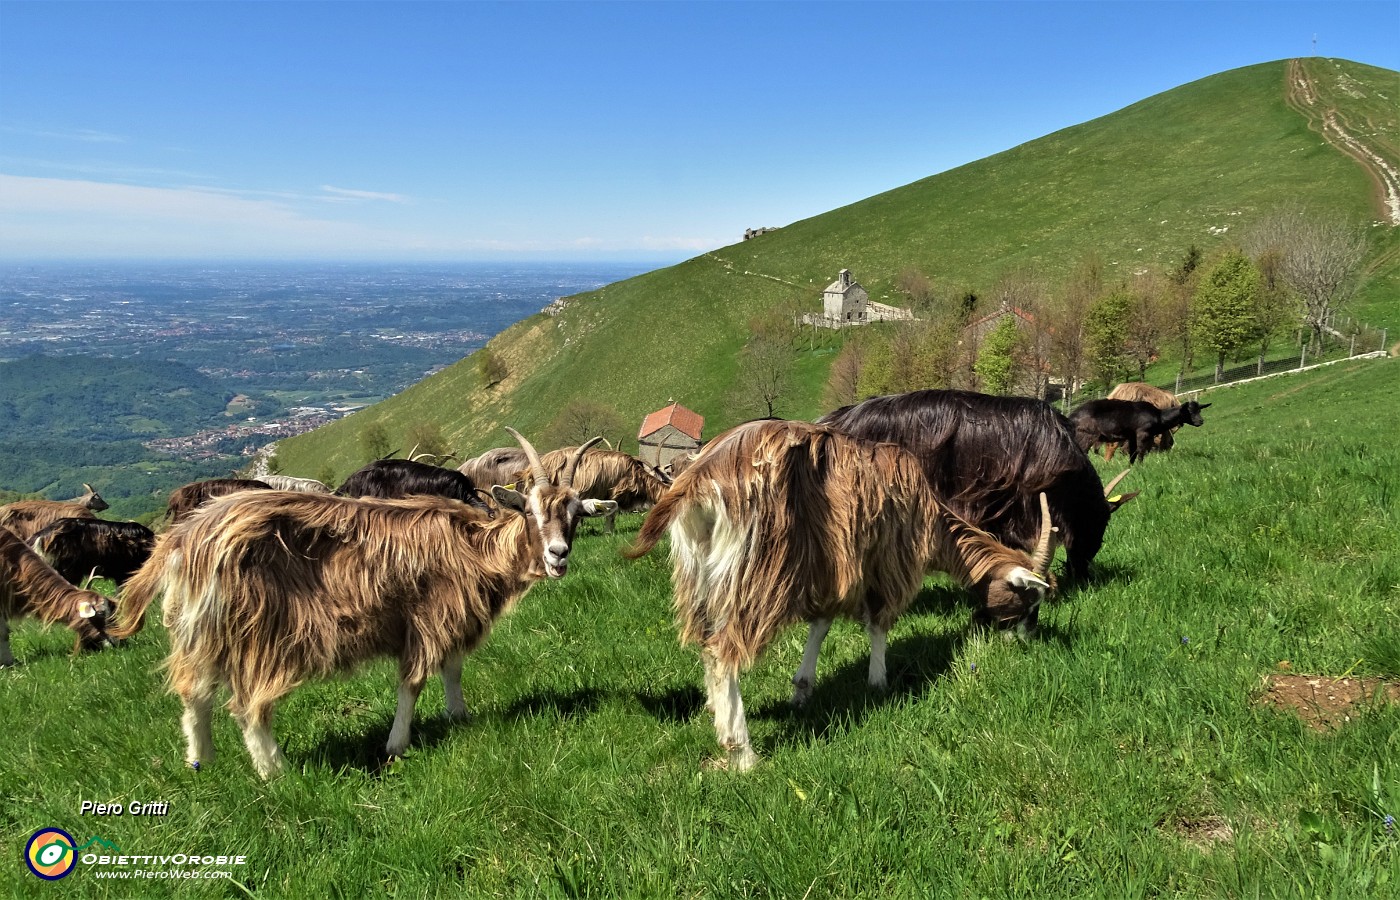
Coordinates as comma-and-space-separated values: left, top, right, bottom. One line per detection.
1069, 399, 1210, 464
30, 518, 156, 586
337, 459, 495, 517
820, 389, 1137, 581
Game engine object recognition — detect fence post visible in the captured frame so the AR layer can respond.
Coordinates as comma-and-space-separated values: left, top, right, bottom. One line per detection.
1350, 334, 1356, 357
1300, 343, 1307, 370
1175, 372, 1182, 394
1383, 329, 1389, 353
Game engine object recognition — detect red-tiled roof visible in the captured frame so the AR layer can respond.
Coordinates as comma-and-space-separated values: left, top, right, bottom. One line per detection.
638, 402, 704, 441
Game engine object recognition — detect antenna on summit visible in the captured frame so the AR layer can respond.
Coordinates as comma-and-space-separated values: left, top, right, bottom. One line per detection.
1312, 34, 1317, 56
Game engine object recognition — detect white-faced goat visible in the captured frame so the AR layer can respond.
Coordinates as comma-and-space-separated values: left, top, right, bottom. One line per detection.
0, 483, 109, 542
112, 430, 616, 779
1, 526, 117, 666
516, 446, 672, 533
623, 419, 1054, 771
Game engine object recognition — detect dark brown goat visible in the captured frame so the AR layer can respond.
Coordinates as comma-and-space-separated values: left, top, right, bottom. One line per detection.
819, 389, 1135, 581
30, 518, 156, 586
1, 527, 116, 665
0, 484, 108, 542
1100, 382, 1182, 461
165, 478, 273, 525
624, 420, 1054, 770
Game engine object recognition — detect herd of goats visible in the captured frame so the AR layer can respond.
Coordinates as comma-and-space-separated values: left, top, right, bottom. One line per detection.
1, 381, 1208, 776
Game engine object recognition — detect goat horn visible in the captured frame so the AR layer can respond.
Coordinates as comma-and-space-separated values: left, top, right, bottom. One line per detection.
504, 427, 549, 486
79, 567, 101, 591
1102, 469, 1131, 498
562, 436, 604, 490
1031, 492, 1056, 577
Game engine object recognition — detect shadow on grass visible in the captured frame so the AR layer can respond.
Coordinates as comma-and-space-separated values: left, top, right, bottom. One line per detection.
501, 687, 604, 722
636, 684, 707, 724
307, 713, 460, 777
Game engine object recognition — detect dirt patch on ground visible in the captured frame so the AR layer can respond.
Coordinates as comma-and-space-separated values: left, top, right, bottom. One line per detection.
1258, 674, 1400, 731
1170, 815, 1235, 851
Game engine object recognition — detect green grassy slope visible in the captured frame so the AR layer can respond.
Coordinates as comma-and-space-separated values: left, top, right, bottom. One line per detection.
4, 356, 1397, 898
273, 59, 1399, 481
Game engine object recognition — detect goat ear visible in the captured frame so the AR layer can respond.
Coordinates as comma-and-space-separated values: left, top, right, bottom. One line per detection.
491, 485, 528, 514
1106, 490, 1140, 511
78, 599, 99, 619
582, 499, 619, 518
1198, 402, 1211, 410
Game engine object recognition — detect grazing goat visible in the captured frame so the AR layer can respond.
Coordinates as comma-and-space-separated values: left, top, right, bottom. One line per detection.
819, 390, 1135, 581
515, 447, 672, 533
30, 518, 156, 586
254, 474, 333, 494
338, 459, 494, 517
165, 478, 272, 525
457, 447, 529, 491
624, 420, 1054, 771
1, 527, 116, 666
112, 430, 617, 779
1070, 399, 1210, 465
0, 483, 108, 542
1100, 382, 1181, 461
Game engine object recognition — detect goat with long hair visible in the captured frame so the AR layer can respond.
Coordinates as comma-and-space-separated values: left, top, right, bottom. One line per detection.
1, 527, 116, 665
624, 420, 1054, 770
113, 430, 616, 779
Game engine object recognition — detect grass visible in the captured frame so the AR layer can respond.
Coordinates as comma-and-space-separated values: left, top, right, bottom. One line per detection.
4, 357, 1399, 897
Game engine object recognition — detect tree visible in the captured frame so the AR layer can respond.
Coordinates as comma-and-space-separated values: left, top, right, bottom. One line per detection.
731, 309, 799, 419
823, 337, 866, 410
1165, 245, 1203, 372
1046, 256, 1101, 408
1124, 272, 1168, 381
477, 348, 508, 388
360, 420, 392, 462
1191, 249, 1260, 381
1243, 208, 1367, 351
545, 399, 627, 450
405, 421, 449, 461
974, 315, 1023, 396
1250, 249, 1302, 369
990, 269, 1054, 398
1085, 288, 1133, 390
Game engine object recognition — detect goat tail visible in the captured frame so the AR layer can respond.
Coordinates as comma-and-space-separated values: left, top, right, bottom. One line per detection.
621, 486, 688, 560
108, 540, 171, 639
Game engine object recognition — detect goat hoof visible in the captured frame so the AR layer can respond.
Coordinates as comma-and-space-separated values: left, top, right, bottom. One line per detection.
728, 746, 760, 772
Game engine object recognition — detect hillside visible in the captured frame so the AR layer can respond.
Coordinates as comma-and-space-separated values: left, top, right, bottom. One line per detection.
274, 58, 1400, 481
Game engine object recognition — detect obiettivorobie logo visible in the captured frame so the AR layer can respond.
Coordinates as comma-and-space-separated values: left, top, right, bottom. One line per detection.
24, 829, 120, 880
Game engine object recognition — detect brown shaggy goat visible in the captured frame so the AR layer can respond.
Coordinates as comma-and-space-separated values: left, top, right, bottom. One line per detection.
624, 419, 1054, 771
458, 447, 530, 491
1, 527, 117, 666
164, 478, 273, 525
516, 447, 672, 533
1102, 382, 1181, 460
0, 483, 108, 541
112, 430, 617, 779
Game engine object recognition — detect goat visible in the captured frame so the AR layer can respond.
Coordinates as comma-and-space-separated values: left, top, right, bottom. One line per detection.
30, 518, 156, 586
1070, 399, 1210, 464
338, 458, 494, 517
1100, 382, 1182, 461
112, 430, 617, 779
0, 483, 108, 542
819, 389, 1136, 581
1, 527, 117, 666
514, 447, 672, 533
623, 419, 1054, 770
457, 447, 529, 491
254, 474, 333, 494
165, 478, 273, 525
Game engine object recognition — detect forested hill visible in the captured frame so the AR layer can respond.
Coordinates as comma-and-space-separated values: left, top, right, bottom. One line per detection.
0, 355, 230, 439
265, 58, 1400, 483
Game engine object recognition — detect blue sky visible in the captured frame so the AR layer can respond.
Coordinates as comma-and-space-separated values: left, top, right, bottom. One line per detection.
1, 1, 1396, 262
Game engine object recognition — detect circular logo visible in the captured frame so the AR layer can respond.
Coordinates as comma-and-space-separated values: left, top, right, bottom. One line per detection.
25, 828, 77, 880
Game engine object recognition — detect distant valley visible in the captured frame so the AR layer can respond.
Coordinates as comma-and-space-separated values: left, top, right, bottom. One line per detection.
0, 261, 651, 517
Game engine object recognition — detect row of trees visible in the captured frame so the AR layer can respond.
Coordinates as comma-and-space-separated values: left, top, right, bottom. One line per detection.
814, 207, 1371, 410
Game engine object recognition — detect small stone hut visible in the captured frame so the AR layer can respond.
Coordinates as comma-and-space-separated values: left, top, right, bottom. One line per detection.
637, 401, 704, 469
822, 269, 869, 324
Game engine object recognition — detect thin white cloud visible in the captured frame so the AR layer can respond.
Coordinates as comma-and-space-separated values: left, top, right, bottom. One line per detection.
320, 185, 408, 203
1, 124, 128, 144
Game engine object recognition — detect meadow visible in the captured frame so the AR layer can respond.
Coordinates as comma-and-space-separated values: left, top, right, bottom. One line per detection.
3, 357, 1399, 898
